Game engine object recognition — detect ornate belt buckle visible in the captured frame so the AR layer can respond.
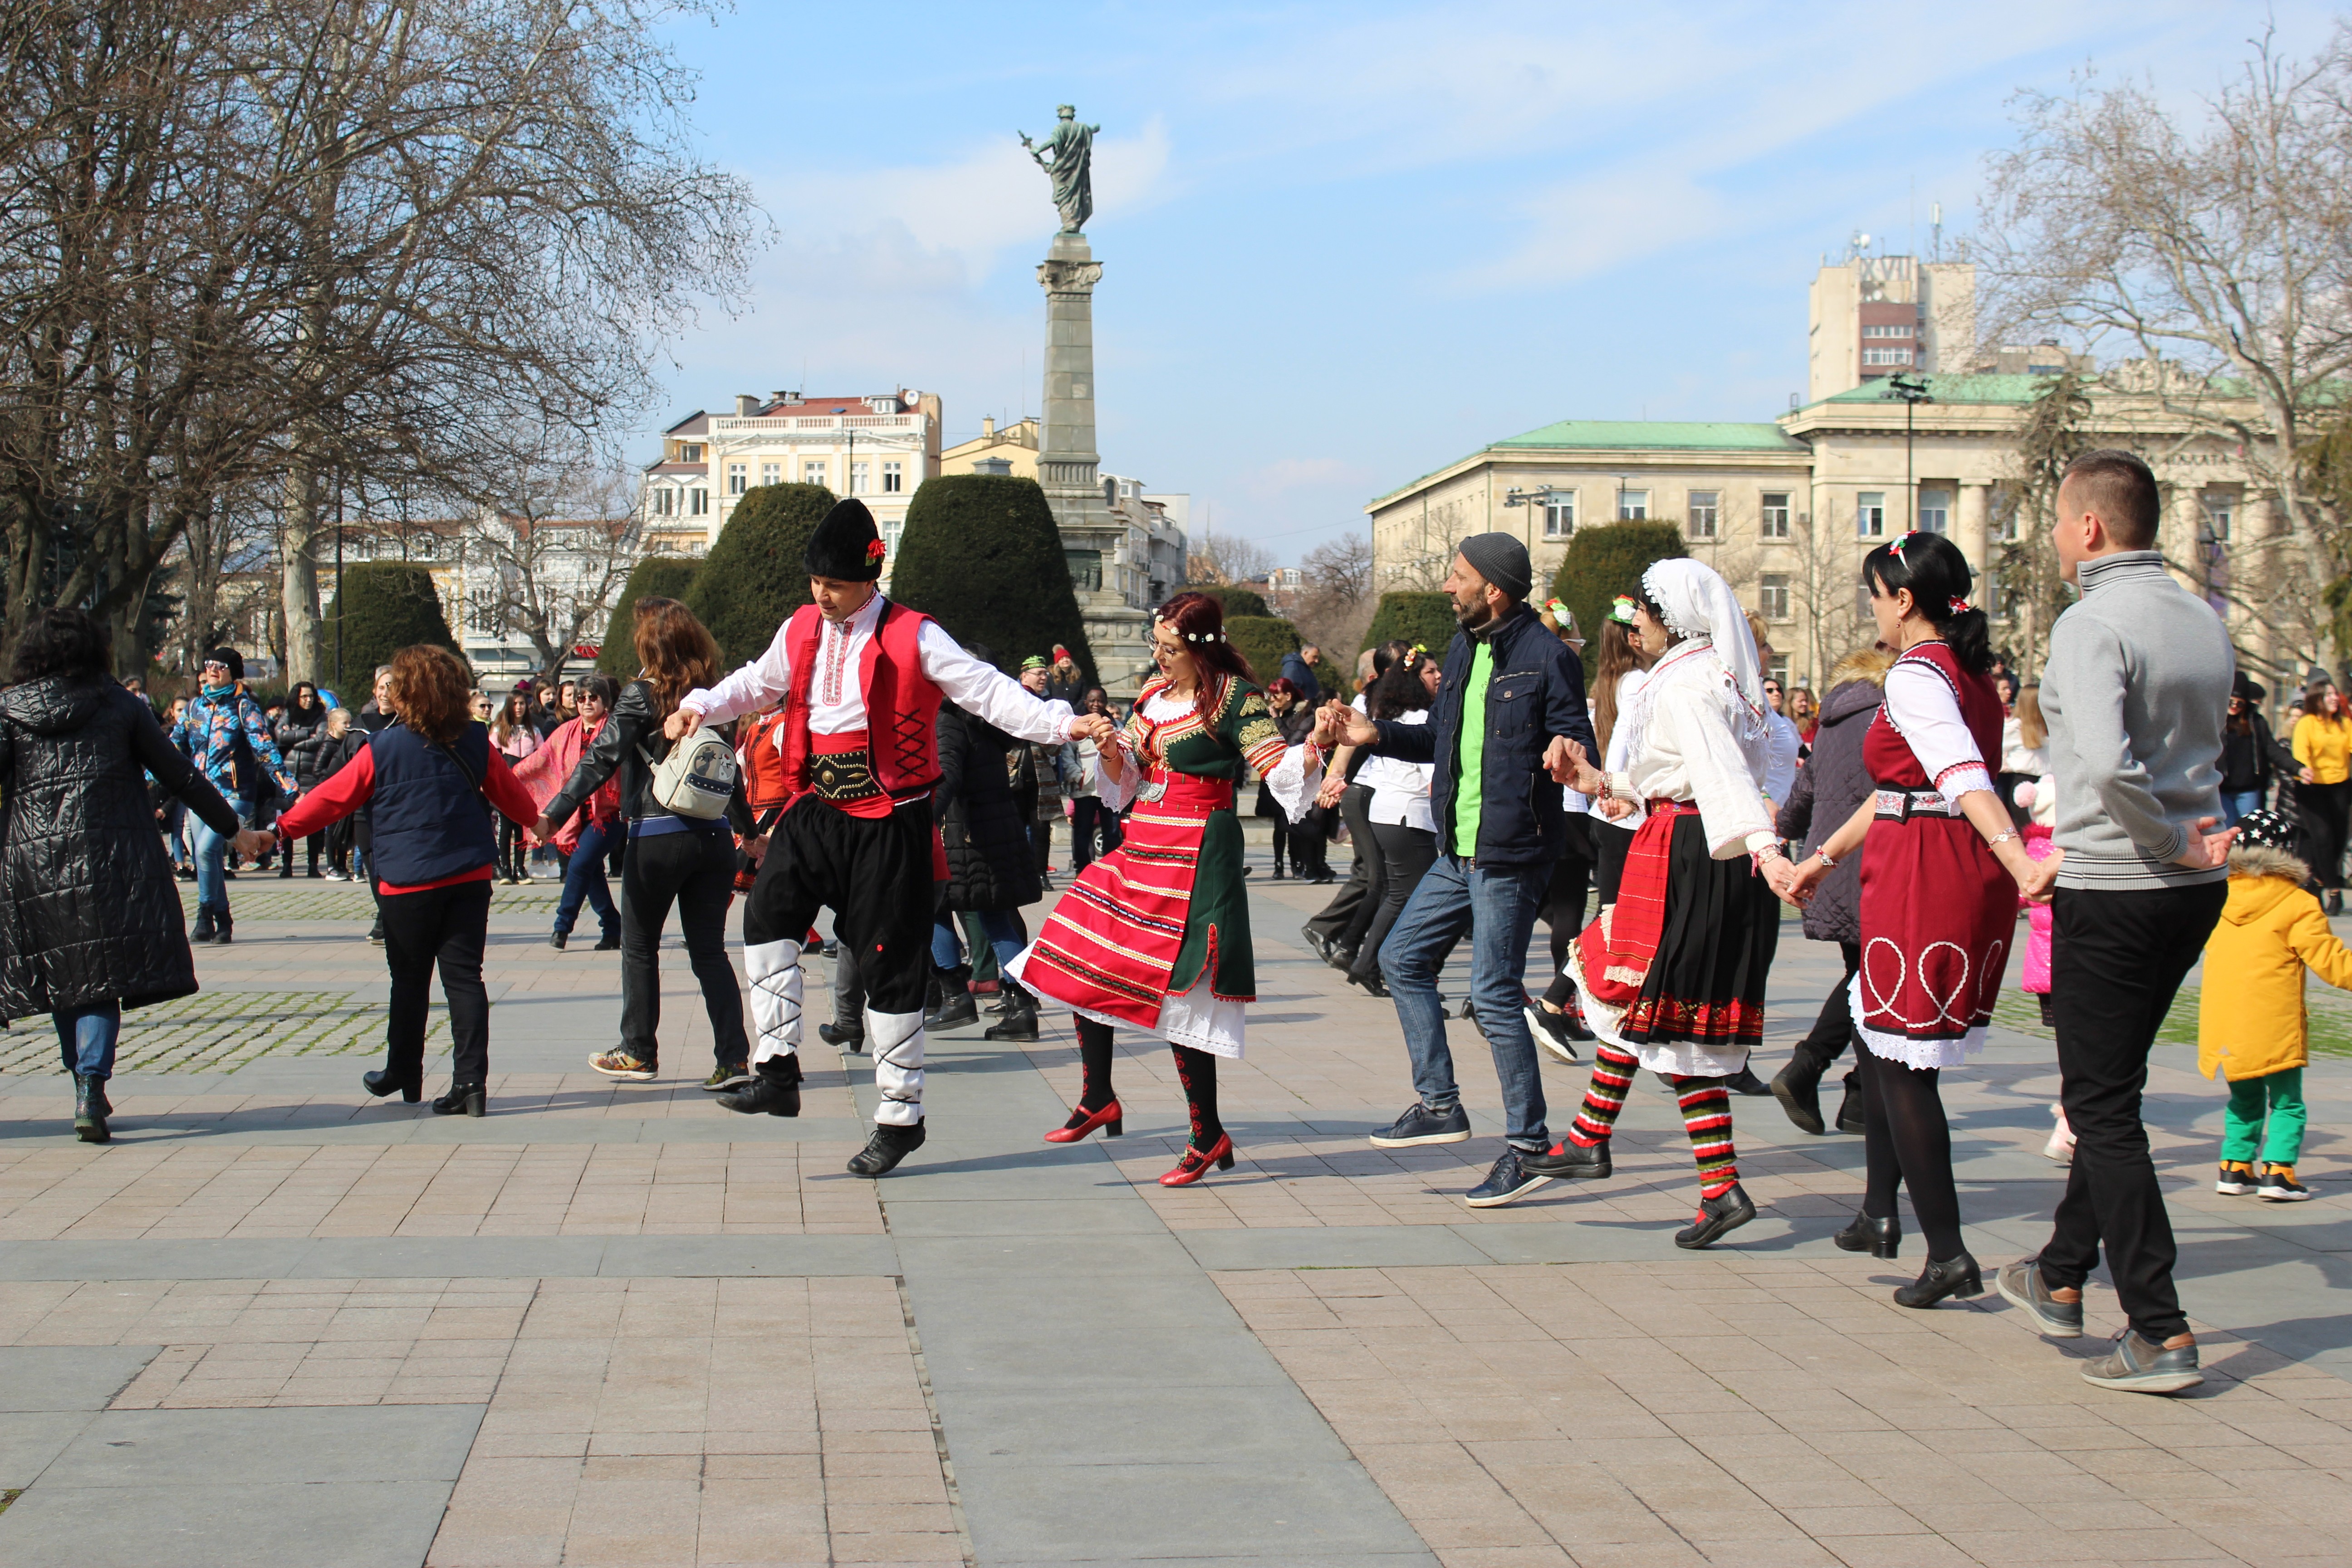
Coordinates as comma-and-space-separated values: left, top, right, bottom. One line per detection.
1137, 775, 1168, 804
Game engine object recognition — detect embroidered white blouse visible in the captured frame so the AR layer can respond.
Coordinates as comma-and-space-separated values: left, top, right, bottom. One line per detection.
1882, 657, 1995, 802
1603, 648, 1777, 859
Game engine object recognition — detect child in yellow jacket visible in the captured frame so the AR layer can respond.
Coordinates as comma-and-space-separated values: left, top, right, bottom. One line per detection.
2196, 809, 2352, 1201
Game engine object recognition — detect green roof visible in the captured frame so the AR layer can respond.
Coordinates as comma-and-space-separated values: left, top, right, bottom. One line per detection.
1492, 419, 1808, 452
1808, 373, 2048, 409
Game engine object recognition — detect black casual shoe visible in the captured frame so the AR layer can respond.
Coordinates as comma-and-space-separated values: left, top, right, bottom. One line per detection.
1722, 1064, 1771, 1097
593, 931, 621, 951
702, 1062, 753, 1092
2080, 1329, 2203, 1395
1326, 945, 1356, 975
189, 906, 217, 945
175, 863, 196, 881
1299, 924, 1334, 963
1350, 971, 1391, 1000
1463, 1147, 1553, 1209
984, 1001, 1039, 1042
2259, 1163, 2313, 1201
848, 1118, 926, 1175
2215, 1161, 2259, 1195
1833, 1208, 1900, 1258
1833, 1070, 1865, 1134
1994, 1257, 2084, 1338
72, 1073, 110, 1143
1893, 1250, 1983, 1308
367, 923, 386, 947
1674, 1183, 1758, 1249
211, 911, 232, 946
1525, 1002, 1582, 1064
1368, 1102, 1472, 1148
1771, 1054, 1829, 1135
1520, 1138, 1611, 1180
718, 1074, 801, 1117
548, 931, 568, 951
818, 1023, 866, 1052
432, 1083, 487, 1117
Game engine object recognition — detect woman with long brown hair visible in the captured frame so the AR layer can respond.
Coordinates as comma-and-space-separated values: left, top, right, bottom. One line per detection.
538, 596, 754, 1087
490, 689, 541, 882
1008, 590, 1330, 1184
260, 644, 540, 1116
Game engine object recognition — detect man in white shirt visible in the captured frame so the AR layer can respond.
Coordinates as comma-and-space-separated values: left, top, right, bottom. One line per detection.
664, 500, 1112, 1174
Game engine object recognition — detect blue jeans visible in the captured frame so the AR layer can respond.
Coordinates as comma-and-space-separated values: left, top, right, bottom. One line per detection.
1378, 855, 1551, 1148
554, 818, 620, 937
933, 909, 1030, 1000
2221, 789, 2264, 827
189, 796, 252, 912
55, 1002, 122, 1080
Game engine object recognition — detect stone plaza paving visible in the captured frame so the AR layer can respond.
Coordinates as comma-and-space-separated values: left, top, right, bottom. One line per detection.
0, 872, 2345, 1566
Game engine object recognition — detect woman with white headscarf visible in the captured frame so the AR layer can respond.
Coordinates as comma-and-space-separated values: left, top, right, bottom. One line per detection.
1528, 559, 1805, 1248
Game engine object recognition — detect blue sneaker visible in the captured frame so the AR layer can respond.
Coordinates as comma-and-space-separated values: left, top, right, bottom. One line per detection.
1369, 1102, 1472, 1148
1464, 1147, 1553, 1208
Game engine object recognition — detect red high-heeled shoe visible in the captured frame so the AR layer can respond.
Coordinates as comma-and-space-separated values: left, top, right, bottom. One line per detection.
1043, 1099, 1123, 1144
1158, 1132, 1235, 1186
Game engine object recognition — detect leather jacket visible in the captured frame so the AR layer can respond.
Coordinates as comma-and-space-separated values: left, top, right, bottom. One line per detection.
545, 678, 750, 833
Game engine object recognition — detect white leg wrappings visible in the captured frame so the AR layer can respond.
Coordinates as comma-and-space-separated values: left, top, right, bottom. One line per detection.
745, 939, 804, 1067
867, 1006, 925, 1127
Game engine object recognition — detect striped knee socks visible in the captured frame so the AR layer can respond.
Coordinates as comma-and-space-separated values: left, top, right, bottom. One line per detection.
1676, 1077, 1738, 1198
1568, 1044, 1639, 1147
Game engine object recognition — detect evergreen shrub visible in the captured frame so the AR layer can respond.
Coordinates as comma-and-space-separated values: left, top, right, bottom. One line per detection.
597, 555, 704, 676
1549, 521, 1688, 676
891, 475, 1094, 684
324, 563, 464, 688
684, 482, 835, 669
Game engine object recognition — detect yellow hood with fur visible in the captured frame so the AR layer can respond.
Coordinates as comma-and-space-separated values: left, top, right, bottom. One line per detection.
2197, 844, 2352, 1080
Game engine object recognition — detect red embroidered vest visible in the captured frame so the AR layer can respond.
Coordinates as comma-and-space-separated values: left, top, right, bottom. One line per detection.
774, 599, 944, 798
1864, 640, 2003, 793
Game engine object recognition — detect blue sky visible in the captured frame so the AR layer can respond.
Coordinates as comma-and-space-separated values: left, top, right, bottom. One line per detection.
644, 0, 2339, 559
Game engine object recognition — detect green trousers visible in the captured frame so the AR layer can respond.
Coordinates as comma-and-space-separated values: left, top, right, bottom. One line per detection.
2220, 1066, 2306, 1166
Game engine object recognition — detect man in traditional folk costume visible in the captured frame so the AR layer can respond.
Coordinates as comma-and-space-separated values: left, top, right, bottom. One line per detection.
662, 499, 1111, 1175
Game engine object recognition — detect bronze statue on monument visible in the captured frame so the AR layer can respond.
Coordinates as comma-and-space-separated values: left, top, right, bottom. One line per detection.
1019, 105, 1099, 233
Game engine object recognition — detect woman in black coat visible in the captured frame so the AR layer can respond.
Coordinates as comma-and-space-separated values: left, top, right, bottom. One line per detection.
273, 682, 332, 877
1766, 648, 1890, 1137
931, 687, 1045, 1043
0, 608, 241, 1142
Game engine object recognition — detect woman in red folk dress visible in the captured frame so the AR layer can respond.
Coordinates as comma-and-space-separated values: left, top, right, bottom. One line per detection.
1006, 592, 1328, 1186
1784, 531, 2044, 1308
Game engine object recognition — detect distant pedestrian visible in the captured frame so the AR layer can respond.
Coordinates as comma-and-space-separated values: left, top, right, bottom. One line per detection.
513, 676, 622, 950
490, 690, 542, 883
272, 682, 333, 877
2219, 673, 2275, 826
168, 645, 294, 945
0, 608, 241, 1143
1064, 686, 1126, 872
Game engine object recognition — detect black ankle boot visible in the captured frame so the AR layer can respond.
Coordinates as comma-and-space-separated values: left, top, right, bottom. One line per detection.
432, 1083, 486, 1117
926, 966, 977, 1030
190, 905, 217, 945
1833, 1070, 1866, 1134
719, 1060, 803, 1117
1894, 1250, 1983, 1308
363, 1068, 421, 1103
984, 997, 1039, 1042
72, 1073, 110, 1143
848, 1118, 926, 1175
1834, 1207, 1901, 1258
211, 909, 232, 946
1771, 1053, 1830, 1135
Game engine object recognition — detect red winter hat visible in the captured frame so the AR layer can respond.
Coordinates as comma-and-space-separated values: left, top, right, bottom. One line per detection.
1053, 644, 1070, 662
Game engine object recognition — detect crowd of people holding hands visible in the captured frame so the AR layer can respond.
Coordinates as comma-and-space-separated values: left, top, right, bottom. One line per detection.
0, 457, 2332, 1396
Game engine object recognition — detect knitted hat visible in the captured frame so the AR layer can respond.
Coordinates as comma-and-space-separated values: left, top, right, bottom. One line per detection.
1020, 654, 1049, 671
2233, 807, 2299, 853
202, 646, 244, 682
1053, 644, 1071, 662
803, 497, 885, 582
1455, 532, 1532, 600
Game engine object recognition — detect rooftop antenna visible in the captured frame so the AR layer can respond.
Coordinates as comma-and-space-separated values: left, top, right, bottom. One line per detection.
1931, 201, 1943, 263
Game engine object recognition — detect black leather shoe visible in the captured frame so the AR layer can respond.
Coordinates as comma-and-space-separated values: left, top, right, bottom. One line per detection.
72, 1073, 110, 1143
1833, 1207, 1900, 1258
1521, 1139, 1612, 1180
364, 1069, 421, 1104
1299, 924, 1333, 963
432, 1083, 486, 1117
848, 1118, 926, 1175
1349, 971, 1391, 999
593, 931, 621, 951
984, 1003, 1039, 1042
1675, 1183, 1757, 1249
548, 931, 567, 950
1771, 1055, 1829, 1135
818, 1023, 866, 1051
1894, 1250, 1983, 1309
1722, 1064, 1771, 1097
718, 1074, 802, 1117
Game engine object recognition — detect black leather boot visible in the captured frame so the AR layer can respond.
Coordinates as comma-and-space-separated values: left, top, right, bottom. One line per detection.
926, 966, 978, 1030
1771, 1051, 1831, 1135
718, 1058, 803, 1117
190, 905, 217, 945
72, 1073, 109, 1143
1833, 1070, 1866, 1134
432, 1083, 487, 1117
363, 1068, 421, 1103
1833, 1207, 1901, 1258
1893, 1250, 1983, 1308
984, 997, 1039, 1041
848, 1118, 926, 1175
211, 909, 232, 946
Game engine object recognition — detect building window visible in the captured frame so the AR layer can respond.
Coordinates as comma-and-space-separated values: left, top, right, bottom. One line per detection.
2202, 491, 2234, 542
1760, 491, 1791, 538
1861, 324, 1916, 339
649, 487, 672, 517
1861, 348, 1915, 366
1856, 492, 1886, 537
1984, 574, 2005, 618
679, 443, 702, 462
1760, 573, 1790, 621
1066, 548, 1102, 592
760, 461, 780, 486
1617, 489, 1649, 521
413, 534, 438, 560
1918, 488, 1952, 533
690, 488, 709, 516
1992, 493, 2019, 541
804, 461, 827, 488
1543, 492, 1575, 539
1687, 490, 1720, 539
883, 460, 904, 494
727, 462, 746, 496
850, 461, 869, 495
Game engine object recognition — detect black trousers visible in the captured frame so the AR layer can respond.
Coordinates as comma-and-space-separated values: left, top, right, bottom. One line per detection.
1306, 784, 1377, 946
1591, 818, 1637, 906
2305, 779, 2352, 888
743, 794, 936, 1017
618, 822, 750, 1067
1351, 822, 1437, 983
378, 878, 491, 1088
1793, 941, 1862, 1069
2040, 880, 2228, 1342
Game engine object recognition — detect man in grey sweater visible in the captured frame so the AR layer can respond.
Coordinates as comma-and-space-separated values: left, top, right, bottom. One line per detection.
1998, 449, 2234, 1396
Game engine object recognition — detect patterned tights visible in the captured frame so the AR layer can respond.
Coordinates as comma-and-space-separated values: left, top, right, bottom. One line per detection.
1567, 1043, 1740, 1199
1071, 1016, 1223, 1151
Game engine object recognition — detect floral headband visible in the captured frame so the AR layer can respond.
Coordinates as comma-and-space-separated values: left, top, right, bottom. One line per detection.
1607, 595, 1637, 626
1886, 532, 1972, 616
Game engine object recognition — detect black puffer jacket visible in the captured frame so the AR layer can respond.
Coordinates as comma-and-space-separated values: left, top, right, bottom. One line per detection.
274, 701, 332, 789
1775, 676, 1882, 945
0, 675, 239, 1020
936, 700, 1041, 913
545, 678, 750, 834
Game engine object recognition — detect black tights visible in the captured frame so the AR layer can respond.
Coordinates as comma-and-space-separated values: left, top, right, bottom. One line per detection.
1855, 1044, 1965, 1260
1071, 1015, 1223, 1150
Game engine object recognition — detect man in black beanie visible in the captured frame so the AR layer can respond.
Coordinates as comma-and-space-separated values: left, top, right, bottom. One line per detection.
663, 499, 1117, 1174
1327, 532, 1597, 1208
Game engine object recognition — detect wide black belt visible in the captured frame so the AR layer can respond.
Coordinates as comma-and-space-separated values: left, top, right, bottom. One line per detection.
809, 747, 884, 803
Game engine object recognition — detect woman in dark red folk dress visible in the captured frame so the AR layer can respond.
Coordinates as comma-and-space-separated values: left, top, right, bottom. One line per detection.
1007, 592, 1327, 1186
1785, 531, 2043, 1306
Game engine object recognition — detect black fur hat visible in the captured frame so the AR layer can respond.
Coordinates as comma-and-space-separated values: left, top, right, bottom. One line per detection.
804, 497, 884, 582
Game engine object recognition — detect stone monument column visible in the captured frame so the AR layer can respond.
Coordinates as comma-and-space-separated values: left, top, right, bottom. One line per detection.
1038, 233, 1106, 503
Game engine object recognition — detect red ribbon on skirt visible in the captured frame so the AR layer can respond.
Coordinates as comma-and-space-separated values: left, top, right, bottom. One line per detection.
1576, 801, 1697, 1007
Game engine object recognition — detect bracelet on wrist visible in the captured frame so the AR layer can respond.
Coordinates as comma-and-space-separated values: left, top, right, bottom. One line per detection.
1816, 848, 1836, 870
1985, 828, 2019, 849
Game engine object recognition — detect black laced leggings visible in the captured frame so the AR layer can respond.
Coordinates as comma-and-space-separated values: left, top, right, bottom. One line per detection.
1855, 1044, 1965, 1261
1073, 1015, 1222, 1150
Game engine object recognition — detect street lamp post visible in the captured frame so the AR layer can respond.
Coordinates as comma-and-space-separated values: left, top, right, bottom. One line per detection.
1883, 372, 1934, 530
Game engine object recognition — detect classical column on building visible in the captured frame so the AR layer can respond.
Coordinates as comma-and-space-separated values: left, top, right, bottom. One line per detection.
1955, 482, 1990, 578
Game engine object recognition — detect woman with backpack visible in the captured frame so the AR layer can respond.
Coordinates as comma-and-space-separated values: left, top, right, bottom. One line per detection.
255, 644, 541, 1117
536, 597, 754, 1089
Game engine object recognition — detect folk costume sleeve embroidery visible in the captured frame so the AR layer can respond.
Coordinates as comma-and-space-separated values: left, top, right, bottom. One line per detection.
1881, 658, 1996, 801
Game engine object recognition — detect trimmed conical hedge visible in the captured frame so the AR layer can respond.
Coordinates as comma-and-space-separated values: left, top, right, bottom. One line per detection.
597, 555, 704, 676
1222, 615, 1299, 689
1360, 592, 1460, 659
683, 483, 836, 670
890, 475, 1094, 684
1550, 521, 1687, 676
324, 563, 464, 689
1191, 584, 1269, 619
